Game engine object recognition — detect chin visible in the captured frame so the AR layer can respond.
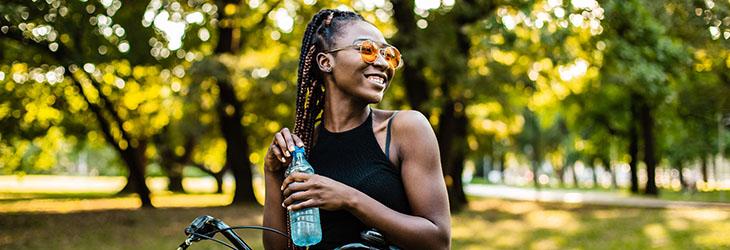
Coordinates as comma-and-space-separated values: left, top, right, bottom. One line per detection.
361, 92, 384, 104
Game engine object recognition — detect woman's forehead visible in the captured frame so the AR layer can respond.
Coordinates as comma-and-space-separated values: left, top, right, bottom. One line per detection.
333, 21, 388, 46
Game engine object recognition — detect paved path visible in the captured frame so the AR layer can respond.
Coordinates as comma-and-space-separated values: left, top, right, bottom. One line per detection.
465, 184, 730, 209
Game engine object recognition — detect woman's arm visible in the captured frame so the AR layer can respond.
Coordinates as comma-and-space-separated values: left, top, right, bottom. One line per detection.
263, 128, 305, 249
350, 110, 450, 249
283, 111, 451, 249
263, 170, 288, 249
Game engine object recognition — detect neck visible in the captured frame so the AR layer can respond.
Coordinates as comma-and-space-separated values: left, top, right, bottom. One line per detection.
322, 84, 370, 133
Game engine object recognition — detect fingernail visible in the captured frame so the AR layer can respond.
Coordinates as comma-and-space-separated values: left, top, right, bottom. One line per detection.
281, 202, 285, 208
287, 206, 292, 211
289, 145, 295, 152
284, 151, 290, 157
280, 157, 286, 163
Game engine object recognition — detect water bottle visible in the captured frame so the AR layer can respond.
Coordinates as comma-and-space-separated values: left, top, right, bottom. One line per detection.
285, 146, 322, 247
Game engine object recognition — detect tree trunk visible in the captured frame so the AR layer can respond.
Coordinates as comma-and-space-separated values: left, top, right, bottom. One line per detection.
498, 153, 506, 184
571, 164, 580, 188
167, 164, 185, 192
217, 78, 257, 204
557, 166, 565, 188
215, 171, 226, 194
391, 0, 431, 116
639, 100, 658, 195
677, 161, 686, 191
212, 0, 256, 205
69, 76, 153, 207
629, 97, 640, 194
437, 100, 468, 211
591, 165, 599, 188
710, 155, 717, 182
701, 156, 708, 183
119, 146, 152, 207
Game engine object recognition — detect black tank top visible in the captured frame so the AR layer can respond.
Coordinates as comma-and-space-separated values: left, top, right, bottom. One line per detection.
307, 110, 411, 249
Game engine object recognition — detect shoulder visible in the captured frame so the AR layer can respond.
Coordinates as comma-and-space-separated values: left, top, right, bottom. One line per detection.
371, 109, 431, 130
390, 110, 431, 133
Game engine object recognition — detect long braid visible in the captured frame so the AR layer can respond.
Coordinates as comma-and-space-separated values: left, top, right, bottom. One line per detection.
294, 9, 365, 155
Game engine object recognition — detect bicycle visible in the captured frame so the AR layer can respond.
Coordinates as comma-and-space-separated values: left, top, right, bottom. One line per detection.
177, 215, 400, 250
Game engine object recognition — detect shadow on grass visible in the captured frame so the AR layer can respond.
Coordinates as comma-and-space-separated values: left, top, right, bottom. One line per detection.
0, 205, 267, 250
452, 198, 730, 250
1, 195, 729, 249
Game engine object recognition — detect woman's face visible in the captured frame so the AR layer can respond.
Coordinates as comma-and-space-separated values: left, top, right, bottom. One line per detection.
325, 21, 396, 104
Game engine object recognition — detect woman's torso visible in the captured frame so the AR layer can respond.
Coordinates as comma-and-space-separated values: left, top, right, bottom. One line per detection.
307, 109, 410, 249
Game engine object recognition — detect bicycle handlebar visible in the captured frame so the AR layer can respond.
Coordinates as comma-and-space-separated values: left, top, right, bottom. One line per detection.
178, 215, 398, 250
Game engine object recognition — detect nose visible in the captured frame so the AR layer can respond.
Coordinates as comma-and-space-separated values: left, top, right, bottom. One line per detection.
371, 51, 390, 70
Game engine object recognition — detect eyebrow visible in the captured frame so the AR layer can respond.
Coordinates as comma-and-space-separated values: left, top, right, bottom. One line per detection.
353, 37, 391, 47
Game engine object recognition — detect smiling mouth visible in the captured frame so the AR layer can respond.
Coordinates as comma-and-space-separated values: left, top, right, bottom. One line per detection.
366, 75, 386, 87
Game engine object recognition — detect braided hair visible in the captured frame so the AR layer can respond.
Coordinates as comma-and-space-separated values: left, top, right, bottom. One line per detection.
294, 9, 366, 154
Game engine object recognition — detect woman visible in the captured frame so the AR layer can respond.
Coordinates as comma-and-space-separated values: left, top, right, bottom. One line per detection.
263, 9, 450, 249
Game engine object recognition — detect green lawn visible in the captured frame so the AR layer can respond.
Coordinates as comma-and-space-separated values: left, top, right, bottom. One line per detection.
1, 194, 729, 250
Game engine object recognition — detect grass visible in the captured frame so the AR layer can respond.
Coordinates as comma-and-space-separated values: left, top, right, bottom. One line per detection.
1, 194, 730, 249
2, 175, 730, 249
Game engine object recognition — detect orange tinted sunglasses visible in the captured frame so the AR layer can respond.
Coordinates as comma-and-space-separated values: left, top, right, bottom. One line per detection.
325, 39, 403, 69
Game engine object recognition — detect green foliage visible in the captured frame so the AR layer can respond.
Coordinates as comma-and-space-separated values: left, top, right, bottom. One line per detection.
1, 0, 729, 196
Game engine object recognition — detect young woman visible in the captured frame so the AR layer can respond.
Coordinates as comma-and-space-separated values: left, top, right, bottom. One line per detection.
263, 9, 450, 249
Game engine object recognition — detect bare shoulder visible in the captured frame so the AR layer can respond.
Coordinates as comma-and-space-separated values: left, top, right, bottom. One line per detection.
391, 110, 433, 135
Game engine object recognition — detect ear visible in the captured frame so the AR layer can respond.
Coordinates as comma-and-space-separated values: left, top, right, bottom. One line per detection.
316, 52, 334, 73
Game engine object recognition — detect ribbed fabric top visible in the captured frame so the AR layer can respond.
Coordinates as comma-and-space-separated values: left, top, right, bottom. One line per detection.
307, 110, 410, 249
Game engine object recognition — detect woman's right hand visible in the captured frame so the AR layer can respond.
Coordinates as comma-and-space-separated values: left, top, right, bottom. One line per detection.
264, 127, 305, 173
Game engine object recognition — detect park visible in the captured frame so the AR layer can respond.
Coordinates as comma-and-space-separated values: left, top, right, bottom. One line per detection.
1, 0, 729, 249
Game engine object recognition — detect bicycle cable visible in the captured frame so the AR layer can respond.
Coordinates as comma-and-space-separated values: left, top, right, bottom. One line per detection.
185, 231, 237, 250
207, 226, 291, 239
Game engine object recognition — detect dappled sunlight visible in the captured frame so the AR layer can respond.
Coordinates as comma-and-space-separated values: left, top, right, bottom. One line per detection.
529, 237, 561, 250
693, 222, 730, 247
525, 210, 579, 232
0, 196, 141, 213
643, 223, 670, 248
667, 208, 730, 222
0, 175, 125, 193
492, 220, 528, 247
591, 210, 626, 220
453, 198, 730, 249
666, 217, 689, 231
151, 193, 230, 208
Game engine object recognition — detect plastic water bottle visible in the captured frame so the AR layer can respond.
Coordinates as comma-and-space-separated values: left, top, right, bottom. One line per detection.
285, 146, 322, 247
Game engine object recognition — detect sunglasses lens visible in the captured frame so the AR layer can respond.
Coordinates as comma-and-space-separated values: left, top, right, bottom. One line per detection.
359, 41, 378, 63
384, 47, 401, 69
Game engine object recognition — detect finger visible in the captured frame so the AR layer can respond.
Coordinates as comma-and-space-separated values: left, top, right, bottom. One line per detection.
281, 127, 296, 152
274, 132, 290, 158
283, 181, 310, 197
288, 199, 318, 211
292, 134, 305, 148
269, 144, 285, 163
281, 172, 311, 190
282, 190, 311, 207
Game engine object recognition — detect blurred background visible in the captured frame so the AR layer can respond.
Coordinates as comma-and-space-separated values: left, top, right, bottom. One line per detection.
1, 0, 729, 249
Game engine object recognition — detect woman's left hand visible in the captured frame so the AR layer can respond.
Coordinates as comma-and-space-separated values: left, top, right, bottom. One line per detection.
281, 172, 357, 211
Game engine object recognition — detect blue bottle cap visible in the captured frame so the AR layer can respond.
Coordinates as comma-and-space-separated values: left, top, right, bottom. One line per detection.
294, 146, 305, 154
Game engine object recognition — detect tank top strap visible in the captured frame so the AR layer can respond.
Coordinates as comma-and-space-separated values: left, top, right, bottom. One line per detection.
385, 111, 399, 160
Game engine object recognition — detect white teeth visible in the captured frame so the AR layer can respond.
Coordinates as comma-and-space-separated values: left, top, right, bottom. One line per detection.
367, 76, 384, 84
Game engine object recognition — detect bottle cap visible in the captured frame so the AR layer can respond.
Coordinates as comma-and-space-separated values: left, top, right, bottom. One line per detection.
294, 146, 305, 154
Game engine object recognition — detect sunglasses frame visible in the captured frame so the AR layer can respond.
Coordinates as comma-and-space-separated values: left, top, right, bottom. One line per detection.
325, 39, 403, 69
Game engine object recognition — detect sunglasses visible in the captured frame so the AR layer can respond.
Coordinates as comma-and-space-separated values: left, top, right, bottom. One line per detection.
325, 39, 403, 69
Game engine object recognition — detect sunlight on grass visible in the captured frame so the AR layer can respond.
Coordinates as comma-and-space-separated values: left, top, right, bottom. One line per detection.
451, 198, 730, 249
3, 177, 730, 249
643, 223, 669, 248
525, 210, 579, 232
